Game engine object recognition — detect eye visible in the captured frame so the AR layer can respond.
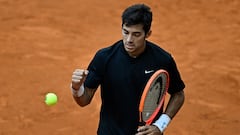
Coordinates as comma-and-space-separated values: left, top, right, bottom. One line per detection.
133, 33, 141, 37
123, 30, 129, 35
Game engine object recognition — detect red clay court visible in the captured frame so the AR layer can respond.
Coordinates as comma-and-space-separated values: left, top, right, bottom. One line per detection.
0, 0, 239, 134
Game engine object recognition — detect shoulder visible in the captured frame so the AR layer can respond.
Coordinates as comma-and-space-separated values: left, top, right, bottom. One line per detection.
88, 40, 123, 74
90, 40, 123, 66
95, 40, 123, 57
146, 41, 173, 61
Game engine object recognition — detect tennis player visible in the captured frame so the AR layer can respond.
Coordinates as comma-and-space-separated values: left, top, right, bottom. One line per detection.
70, 4, 185, 135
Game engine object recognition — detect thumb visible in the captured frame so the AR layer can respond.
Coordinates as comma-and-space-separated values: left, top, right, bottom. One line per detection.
79, 70, 89, 84
84, 70, 89, 75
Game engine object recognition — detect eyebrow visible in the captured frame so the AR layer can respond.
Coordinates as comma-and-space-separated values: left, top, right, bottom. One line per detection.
122, 28, 141, 34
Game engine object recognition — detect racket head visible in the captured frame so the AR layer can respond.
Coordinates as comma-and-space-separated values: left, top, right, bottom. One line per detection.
139, 69, 169, 125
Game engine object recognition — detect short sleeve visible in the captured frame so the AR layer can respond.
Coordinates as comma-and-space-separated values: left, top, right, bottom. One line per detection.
84, 50, 105, 89
167, 56, 185, 94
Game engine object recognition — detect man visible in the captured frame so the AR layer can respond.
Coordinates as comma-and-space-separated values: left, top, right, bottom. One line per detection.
70, 4, 185, 135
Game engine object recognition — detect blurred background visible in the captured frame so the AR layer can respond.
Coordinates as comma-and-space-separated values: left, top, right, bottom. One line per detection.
0, 0, 239, 134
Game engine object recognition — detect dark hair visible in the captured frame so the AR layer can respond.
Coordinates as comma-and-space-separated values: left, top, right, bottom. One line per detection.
121, 4, 152, 34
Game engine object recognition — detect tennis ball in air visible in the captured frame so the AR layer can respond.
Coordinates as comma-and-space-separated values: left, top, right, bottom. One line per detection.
45, 93, 58, 106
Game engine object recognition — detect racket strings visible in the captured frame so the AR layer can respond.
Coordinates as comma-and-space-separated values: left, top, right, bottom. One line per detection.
142, 74, 167, 121
142, 78, 161, 120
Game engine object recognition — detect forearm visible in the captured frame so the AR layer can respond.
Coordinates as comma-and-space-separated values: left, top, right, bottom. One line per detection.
71, 85, 96, 107
165, 90, 185, 118
152, 91, 185, 133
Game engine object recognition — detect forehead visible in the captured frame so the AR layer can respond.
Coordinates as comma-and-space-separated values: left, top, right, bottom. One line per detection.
122, 23, 145, 33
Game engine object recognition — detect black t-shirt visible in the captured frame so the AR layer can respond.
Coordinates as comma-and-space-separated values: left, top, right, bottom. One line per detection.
84, 40, 185, 135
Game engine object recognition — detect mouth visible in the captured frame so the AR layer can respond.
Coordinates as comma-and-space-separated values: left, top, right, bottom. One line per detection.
125, 44, 135, 50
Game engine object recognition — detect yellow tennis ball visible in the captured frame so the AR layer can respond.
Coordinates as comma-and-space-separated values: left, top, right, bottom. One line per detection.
45, 93, 58, 106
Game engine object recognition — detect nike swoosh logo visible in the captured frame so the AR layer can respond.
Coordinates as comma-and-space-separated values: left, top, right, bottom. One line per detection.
145, 70, 154, 74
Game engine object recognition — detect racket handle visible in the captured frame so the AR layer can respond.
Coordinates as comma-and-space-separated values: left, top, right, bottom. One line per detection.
138, 121, 146, 126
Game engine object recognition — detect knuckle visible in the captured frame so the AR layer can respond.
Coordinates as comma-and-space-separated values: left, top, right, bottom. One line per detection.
72, 79, 80, 83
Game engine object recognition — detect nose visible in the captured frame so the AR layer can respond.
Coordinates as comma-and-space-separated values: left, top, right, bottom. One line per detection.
126, 35, 133, 43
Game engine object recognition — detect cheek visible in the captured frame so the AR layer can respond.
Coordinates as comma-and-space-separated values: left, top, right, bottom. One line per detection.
122, 35, 127, 40
122, 36, 127, 44
135, 37, 145, 44
122, 34, 127, 40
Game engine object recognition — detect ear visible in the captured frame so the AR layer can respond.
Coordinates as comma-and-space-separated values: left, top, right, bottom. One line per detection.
145, 30, 152, 38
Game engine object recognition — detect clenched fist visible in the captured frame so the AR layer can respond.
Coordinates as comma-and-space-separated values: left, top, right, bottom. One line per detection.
71, 69, 89, 91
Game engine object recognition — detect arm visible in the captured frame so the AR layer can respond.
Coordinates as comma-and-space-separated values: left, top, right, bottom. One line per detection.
70, 69, 97, 107
151, 90, 185, 133
72, 86, 97, 107
136, 91, 185, 135
165, 90, 185, 118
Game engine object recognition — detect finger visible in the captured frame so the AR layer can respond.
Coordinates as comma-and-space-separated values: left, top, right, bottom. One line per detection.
74, 69, 89, 76
136, 126, 152, 135
72, 74, 83, 80
72, 69, 88, 85
73, 71, 84, 76
137, 126, 148, 132
72, 79, 81, 83
136, 130, 151, 135
136, 126, 147, 135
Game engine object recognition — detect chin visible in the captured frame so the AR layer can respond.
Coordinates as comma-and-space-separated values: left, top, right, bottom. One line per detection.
125, 47, 134, 53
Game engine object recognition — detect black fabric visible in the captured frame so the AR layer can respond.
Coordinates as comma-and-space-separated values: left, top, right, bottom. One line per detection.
84, 40, 185, 135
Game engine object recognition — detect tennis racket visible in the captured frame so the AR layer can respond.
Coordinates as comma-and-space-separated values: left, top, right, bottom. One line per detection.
139, 69, 169, 126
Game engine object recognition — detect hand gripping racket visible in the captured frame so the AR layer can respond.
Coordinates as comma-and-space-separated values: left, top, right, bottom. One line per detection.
139, 69, 169, 126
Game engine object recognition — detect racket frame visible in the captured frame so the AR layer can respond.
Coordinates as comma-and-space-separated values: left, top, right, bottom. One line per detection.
139, 69, 169, 125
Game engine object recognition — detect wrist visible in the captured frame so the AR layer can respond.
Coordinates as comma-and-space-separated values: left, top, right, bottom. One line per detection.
153, 114, 171, 133
70, 83, 84, 97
